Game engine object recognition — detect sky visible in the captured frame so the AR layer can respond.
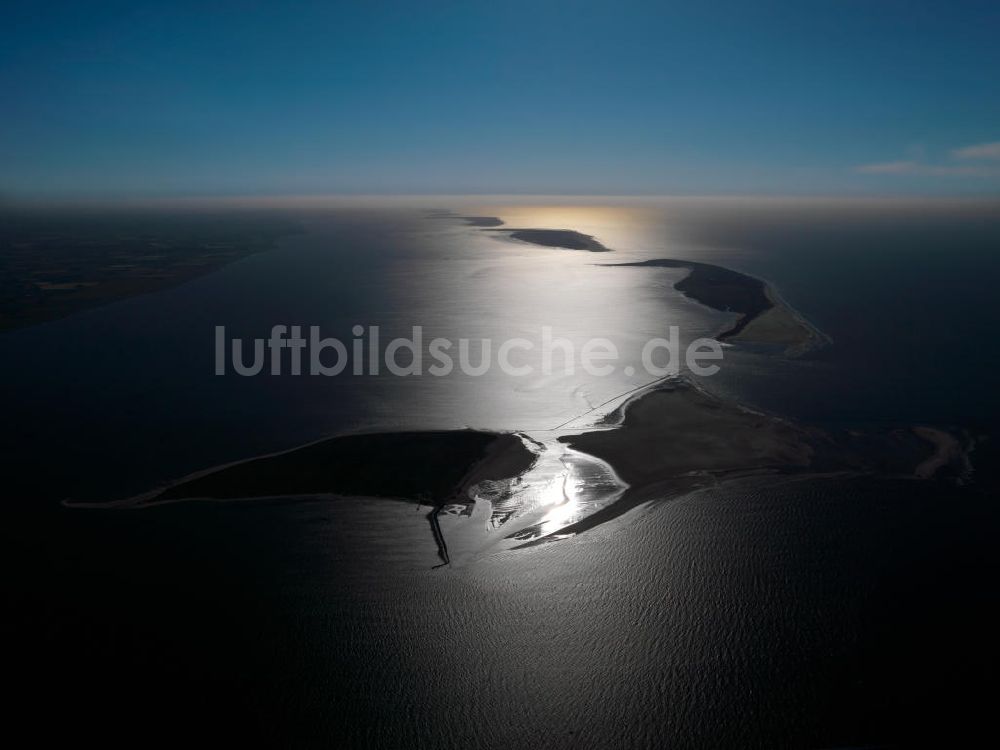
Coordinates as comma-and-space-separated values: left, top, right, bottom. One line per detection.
2, 0, 999, 198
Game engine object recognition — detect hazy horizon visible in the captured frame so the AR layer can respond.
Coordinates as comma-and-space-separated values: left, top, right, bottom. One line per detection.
6, 192, 1000, 210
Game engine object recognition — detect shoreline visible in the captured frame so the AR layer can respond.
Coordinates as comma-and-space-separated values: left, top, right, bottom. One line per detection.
519, 380, 971, 544
606, 258, 827, 355
65, 429, 536, 510
64, 381, 972, 552
437, 211, 827, 354
727, 280, 831, 355
0, 215, 300, 334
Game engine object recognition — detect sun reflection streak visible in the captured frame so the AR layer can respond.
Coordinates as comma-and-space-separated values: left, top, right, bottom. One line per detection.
536, 463, 580, 536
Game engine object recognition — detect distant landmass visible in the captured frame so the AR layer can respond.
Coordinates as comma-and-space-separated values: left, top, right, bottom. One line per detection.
487, 227, 611, 252
0, 211, 298, 331
430, 210, 610, 251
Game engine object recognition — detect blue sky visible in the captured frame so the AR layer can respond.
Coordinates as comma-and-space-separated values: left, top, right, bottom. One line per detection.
2, 0, 998, 197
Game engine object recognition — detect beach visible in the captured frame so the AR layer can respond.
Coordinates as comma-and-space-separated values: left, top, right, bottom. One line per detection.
607, 258, 827, 355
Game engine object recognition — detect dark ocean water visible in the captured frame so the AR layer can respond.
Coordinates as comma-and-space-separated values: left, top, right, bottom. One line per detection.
22, 477, 996, 747
5, 199, 1000, 747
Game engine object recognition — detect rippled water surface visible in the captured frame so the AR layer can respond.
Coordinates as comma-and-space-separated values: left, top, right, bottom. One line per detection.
6, 199, 1000, 746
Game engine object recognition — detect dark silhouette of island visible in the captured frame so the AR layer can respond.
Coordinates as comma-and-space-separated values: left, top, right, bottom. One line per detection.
606, 258, 827, 353
76, 386, 964, 555
81, 428, 536, 567
487, 228, 611, 252
432, 209, 826, 352
102, 430, 534, 508
421, 210, 503, 227
429, 210, 608, 250
607, 259, 769, 338
458, 216, 505, 227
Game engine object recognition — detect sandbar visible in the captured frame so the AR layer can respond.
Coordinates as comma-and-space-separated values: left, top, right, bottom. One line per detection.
607, 258, 827, 355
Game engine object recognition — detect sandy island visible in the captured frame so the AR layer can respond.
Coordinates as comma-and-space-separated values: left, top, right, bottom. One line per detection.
507, 382, 970, 544
607, 259, 828, 355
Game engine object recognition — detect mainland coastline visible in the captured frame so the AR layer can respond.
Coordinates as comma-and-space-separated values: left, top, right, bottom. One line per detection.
0, 213, 299, 332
